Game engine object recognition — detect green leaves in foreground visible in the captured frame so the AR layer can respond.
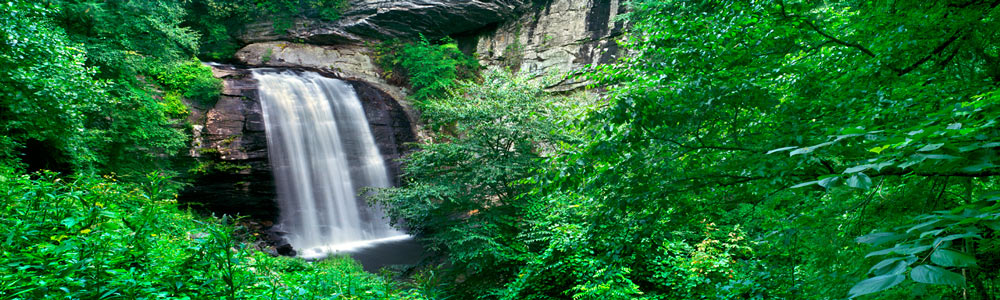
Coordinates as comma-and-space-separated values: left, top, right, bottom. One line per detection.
0, 166, 432, 299
910, 265, 966, 286
849, 274, 905, 298
850, 195, 997, 297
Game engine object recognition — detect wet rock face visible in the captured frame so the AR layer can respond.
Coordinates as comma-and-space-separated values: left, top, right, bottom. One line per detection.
179, 66, 278, 221
179, 64, 417, 222
240, 0, 528, 44
348, 80, 418, 185
472, 0, 626, 91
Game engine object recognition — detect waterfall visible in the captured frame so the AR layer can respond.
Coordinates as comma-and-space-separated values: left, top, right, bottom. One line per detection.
254, 69, 406, 258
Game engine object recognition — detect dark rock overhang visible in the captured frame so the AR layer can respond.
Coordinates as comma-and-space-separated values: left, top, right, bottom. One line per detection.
241, 0, 530, 44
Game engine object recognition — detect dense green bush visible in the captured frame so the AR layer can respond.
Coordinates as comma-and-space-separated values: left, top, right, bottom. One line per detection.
0, 1, 105, 169
373, 36, 481, 103
370, 71, 591, 298
2, 1, 195, 174
0, 165, 432, 299
149, 58, 222, 106
6, 0, 210, 175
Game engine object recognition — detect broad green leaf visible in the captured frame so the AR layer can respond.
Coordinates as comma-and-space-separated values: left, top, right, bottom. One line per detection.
918, 143, 944, 152
842, 127, 867, 135
930, 249, 976, 267
919, 229, 944, 238
869, 145, 890, 154
790, 141, 834, 156
844, 164, 872, 173
790, 180, 820, 189
60, 217, 78, 229
767, 146, 797, 154
866, 244, 931, 257
896, 245, 933, 255
849, 274, 905, 298
856, 232, 902, 246
906, 219, 940, 234
874, 160, 895, 171
911, 265, 965, 286
818, 177, 838, 188
866, 247, 898, 258
899, 156, 927, 169
869, 257, 908, 276
923, 154, 960, 160
933, 233, 981, 245
961, 163, 996, 173
846, 173, 872, 189
958, 143, 981, 152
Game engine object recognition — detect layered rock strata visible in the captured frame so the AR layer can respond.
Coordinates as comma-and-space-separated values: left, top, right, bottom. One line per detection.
472, 0, 626, 91
239, 0, 529, 44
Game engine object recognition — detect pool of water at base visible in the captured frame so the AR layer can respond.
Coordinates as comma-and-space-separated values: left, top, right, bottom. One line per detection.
299, 235, 426, 273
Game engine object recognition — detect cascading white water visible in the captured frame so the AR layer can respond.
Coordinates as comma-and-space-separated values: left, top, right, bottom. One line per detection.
254, 70, 407, 259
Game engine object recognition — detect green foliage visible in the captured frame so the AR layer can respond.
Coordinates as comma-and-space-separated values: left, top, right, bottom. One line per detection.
190, 161, 252, 175
306, 0, 349, 22
0, 1, 104, 168
6, 0, 1000, 298
149, 58, 222, 106
373, 36, 481, 103
376, 0, 1000, 299
161, 91, 191, 119
0, 165, 432, 299
1, 0, 196, 174
183, 0, 350, 60
370, 71, 587, 297
262, 47, 273, 63
569, 0, 1000, 298
53, 0, 200, 79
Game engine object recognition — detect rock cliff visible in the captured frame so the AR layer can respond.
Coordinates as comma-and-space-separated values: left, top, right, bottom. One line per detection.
240, 0, 529, 44
179, 66, 276, 221
235, 0, 624, 91
472, 0, 626, 91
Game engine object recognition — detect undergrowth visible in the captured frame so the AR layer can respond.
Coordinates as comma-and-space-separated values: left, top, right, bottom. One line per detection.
371, 36, 481, 104
0, 165, 431, 299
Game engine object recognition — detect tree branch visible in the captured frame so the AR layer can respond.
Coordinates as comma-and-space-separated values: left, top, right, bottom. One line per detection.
803, 20, 878, 58
895, 32, 962, 76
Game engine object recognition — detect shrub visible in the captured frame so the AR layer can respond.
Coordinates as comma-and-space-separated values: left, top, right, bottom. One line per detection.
0, 165, 431, 299
374, 36, 481, 103
150, 58, 222, 106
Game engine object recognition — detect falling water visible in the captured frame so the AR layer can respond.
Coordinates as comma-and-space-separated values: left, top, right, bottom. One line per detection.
254, 69, 407, 259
